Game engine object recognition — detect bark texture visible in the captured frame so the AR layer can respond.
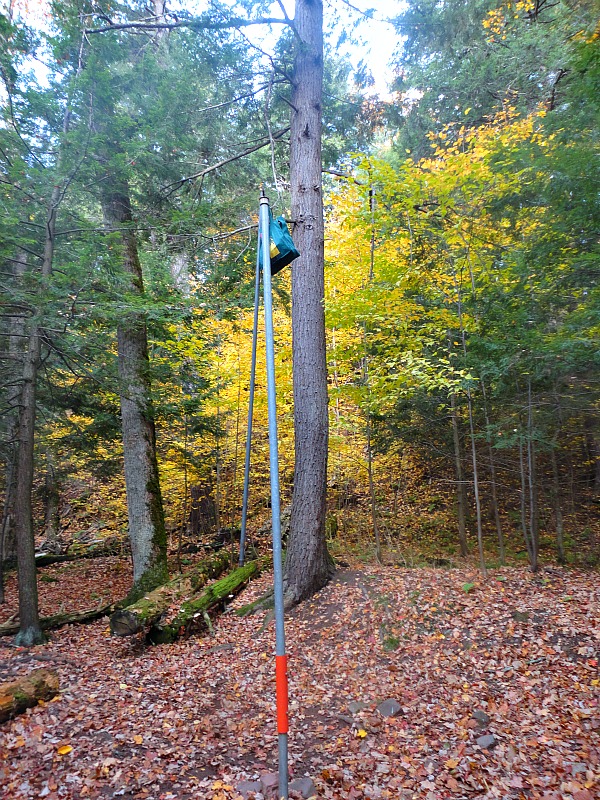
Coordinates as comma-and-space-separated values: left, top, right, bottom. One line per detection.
0, 253, 27, 604
285, 0, 332, 605
0, 253, 27, 574
110, 550, 230, 636
0, 669, 59, 723
101, 185, 168, 602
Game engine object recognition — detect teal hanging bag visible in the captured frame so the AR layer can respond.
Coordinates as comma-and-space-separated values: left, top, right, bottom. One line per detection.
260, 211, 300, 275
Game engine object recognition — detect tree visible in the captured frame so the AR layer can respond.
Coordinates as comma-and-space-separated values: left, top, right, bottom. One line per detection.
284, 0, 333, 604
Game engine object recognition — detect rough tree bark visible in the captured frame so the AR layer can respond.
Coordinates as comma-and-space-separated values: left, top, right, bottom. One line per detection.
284, 0, 333, 605
101, 184, 168, 602
12, 319, 44, 645
0, 252, 27, 604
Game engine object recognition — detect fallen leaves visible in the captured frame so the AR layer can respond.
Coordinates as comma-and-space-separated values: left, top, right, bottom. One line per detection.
0, 563, 598, 799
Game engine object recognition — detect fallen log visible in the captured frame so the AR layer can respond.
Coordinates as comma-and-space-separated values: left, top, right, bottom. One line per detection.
110, 550, 231, 637
0, 668, 59, 723
3, 541, 129, 570
0, 603, 116, 638
149, 560, 260, 644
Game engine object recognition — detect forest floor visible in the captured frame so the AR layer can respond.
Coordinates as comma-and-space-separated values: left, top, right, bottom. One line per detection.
0, 558, 599, 800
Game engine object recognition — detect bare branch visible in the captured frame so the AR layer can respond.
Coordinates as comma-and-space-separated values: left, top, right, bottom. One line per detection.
85, 15, 290, 35
163, 127, 290, 194
323, 168, 365, 185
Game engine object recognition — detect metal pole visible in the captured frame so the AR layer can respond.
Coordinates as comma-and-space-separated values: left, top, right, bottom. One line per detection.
259, 194, 289, 800
238, 243, 261, 566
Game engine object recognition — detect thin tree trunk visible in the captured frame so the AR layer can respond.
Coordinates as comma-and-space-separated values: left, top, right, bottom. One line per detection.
285, 0, 332, 604
13, 175, 63, 645
177, 413, 188, 573
363, 183, 381, 562
214, 335, 222, 535
481, 382, 505, 564
366, 412, 381, 563
584, 416, 600, 496
13, 324, 44, 645
550, 447, 565, 564
101, 185, 168, 602
466, 389, 486, 577
527, 379, 539, 572
518, 437, 534, 566
454, 278, 485, 576
42, 450, 61, 553
449, 391, 468, 557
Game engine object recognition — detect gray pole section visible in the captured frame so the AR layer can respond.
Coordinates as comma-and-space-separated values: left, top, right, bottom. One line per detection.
238, 245, 261, 566
259, 194, 289, 800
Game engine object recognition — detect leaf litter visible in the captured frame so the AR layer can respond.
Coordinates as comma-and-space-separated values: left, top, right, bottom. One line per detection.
0, 563, 598, 799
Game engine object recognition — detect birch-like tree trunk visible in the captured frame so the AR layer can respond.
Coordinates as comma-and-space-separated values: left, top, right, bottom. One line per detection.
101, 186, 168, 601
285, 0, 332, 603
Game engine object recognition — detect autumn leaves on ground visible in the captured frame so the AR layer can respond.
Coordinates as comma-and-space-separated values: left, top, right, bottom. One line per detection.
1, 558, 598, 800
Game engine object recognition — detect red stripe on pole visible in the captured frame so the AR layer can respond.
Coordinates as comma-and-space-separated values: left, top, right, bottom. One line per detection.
275, 654, 289, 734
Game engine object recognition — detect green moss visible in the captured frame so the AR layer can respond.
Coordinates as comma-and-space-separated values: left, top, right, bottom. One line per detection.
125, 560, 170, 605
149, 561, 259, 644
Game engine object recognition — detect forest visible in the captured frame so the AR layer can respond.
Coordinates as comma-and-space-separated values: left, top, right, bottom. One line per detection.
0, 0, 599, 798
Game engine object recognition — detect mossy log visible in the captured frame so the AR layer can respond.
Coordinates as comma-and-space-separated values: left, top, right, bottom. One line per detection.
0, 603, 116, 638
0, 668, 59, 723
110, 550, 231, 637
148, 560, 260, 644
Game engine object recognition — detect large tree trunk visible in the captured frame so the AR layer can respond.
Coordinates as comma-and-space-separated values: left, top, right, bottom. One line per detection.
101, 185, 168, 603
0, 253, 28, 603
285, 0, 332, 605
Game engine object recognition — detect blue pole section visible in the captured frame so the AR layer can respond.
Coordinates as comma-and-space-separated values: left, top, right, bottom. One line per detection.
259, 194, 289, 800
238, 244, 261, 566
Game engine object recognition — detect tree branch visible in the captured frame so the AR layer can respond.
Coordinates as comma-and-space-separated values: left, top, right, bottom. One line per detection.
85, 15, 290, 35
162, 127, 290, 194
